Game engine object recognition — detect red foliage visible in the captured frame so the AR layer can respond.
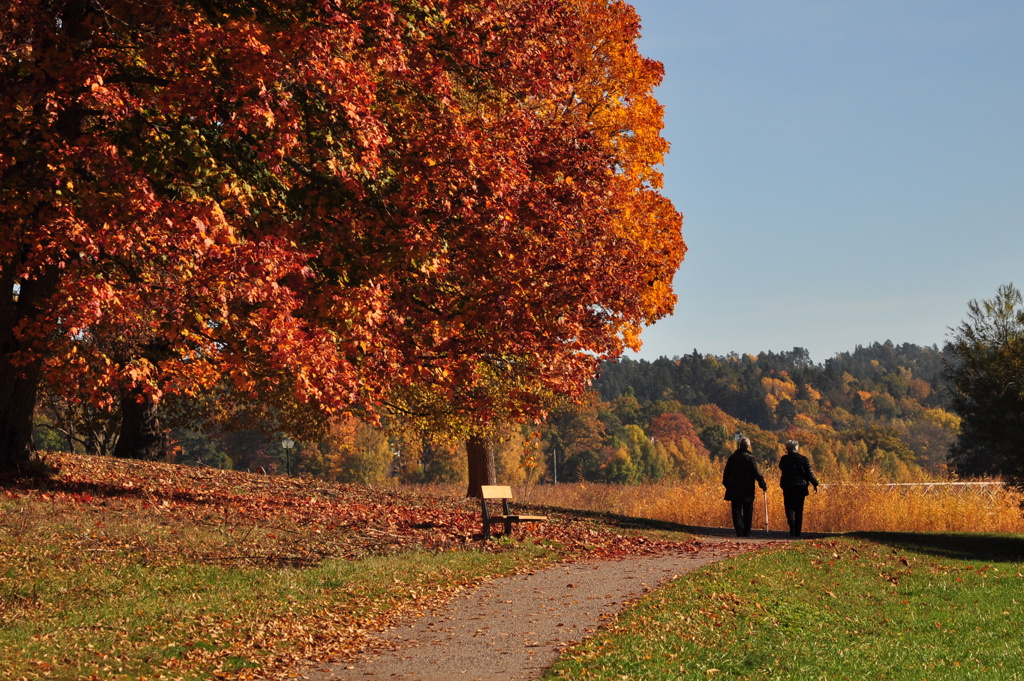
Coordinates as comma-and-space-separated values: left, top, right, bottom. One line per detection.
1, 0, 683, 470
650, 412, 710, 456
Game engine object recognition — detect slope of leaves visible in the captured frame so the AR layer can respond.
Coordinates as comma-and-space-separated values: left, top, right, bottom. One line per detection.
1, 453, 697, 679
6, 452, 692, 562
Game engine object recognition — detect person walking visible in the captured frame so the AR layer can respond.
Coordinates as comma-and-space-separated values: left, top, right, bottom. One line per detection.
722, 437, 767, 537
778, 440, 819, 537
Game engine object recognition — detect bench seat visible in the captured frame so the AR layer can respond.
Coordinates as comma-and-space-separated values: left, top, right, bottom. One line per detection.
480, 485, 548, 539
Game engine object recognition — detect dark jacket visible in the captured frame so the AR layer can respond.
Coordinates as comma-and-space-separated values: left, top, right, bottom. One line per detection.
778, 452, 819, 497
722, 449, 767, 502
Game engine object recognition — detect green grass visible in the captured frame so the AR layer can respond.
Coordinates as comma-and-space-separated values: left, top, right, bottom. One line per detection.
1, 546, 559, 680
0, 497, 560, 680
543, 533, 1024, 680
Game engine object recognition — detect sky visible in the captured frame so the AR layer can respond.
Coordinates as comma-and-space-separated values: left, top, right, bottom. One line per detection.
626, 0, 1024, 364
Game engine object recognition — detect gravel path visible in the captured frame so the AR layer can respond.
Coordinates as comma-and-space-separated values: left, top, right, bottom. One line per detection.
299, 533, 782, 681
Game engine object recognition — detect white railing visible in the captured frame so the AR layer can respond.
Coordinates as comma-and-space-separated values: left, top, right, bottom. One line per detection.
819, 481, 1005, 496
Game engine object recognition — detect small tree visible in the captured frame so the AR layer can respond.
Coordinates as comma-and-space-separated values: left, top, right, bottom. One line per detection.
945, 283, 1024, 482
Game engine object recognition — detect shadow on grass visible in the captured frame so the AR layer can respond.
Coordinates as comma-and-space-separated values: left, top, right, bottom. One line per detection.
2, 475, 222, 506
853, 531, 1024, 563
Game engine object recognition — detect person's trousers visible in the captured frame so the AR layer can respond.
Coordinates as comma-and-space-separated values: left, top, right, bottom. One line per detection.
783, 489, 807, 537
730, 500, 754, 536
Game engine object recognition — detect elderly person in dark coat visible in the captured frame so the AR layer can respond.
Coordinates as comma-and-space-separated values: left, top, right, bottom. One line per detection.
722, 437, 767, 537
778, 440, 819, 537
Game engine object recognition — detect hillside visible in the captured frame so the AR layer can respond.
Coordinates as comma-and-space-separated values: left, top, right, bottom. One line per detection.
535, 341, 959, 484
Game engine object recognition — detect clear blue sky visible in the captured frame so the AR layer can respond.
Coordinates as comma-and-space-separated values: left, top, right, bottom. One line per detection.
627, 0, 1024, 363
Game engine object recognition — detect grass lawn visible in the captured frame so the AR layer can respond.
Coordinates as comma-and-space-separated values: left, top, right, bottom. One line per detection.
7, 455, 1023, 680
543, 533, 1024, 680
3, 547, 561, 680
1, 453, 690, 680
1, 517, 556, 680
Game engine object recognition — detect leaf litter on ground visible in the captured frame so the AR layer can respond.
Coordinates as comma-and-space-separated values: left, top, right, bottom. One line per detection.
1, 453, 703, 680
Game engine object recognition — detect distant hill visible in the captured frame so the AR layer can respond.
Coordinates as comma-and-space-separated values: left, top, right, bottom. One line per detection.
596, 342, 951, 424
532, 342, 958, 484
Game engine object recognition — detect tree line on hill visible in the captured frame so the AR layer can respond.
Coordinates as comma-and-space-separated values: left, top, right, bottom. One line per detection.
30, 340, 960, 485
580, 342, 957, 482
546, 284, 1024, 488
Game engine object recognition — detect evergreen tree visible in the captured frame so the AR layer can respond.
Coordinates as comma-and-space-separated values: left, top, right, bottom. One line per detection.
945, 284, 1024, 482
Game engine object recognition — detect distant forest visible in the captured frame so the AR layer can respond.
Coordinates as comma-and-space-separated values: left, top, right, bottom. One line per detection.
534, 341, 959, 485
596, 342, 951, 428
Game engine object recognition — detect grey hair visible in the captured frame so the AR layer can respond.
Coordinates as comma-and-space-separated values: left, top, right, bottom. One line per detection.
785, 440, 799, 453
738, 437, 752, 450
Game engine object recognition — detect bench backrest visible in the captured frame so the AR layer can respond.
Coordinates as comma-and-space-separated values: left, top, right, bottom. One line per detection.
480, 485, 513, 500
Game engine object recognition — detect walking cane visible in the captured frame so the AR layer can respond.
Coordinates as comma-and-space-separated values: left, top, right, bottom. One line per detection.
763, 488, 770, 535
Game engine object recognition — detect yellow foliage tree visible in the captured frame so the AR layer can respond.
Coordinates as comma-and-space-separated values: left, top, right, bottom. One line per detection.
320, 415, 393, 485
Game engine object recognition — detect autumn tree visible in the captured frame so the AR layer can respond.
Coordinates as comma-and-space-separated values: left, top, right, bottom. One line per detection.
2, 0, 387, 474
317, 415, 392, 485
342, 0, 684, 495
649, 412, 709, 457
896, 409, 957, 476
1, 0, 683, 483
34, 376, 119, 457
541, 393, 607, 482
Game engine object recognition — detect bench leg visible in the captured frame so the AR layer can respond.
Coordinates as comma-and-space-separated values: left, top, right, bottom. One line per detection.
502, 499, 512, 537
481, 499, 492, 540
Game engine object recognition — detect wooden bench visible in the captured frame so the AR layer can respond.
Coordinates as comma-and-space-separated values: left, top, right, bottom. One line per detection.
479, 485, 548, 539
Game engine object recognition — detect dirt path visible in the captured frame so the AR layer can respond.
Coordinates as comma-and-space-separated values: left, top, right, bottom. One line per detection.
299, 533, 784, 681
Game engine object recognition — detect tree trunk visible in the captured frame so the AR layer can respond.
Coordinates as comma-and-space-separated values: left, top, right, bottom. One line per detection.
465, 434, 495, 498
0, 357, 47, 478
112, 388, 170, 460
0, 263, 60, 480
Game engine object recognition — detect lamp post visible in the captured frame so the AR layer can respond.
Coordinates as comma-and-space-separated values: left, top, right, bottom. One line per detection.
282, 437, 295, 476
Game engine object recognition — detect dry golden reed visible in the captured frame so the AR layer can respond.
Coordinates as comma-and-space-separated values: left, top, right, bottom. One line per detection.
512, 479, 1024, 534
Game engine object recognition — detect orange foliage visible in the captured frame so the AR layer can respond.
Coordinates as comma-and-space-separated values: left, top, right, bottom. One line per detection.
761, 376, 797, 401
908, 378, 932, 401
562, 0, 684, 348
1, 0, 685, 471
649, 412, 709, 456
